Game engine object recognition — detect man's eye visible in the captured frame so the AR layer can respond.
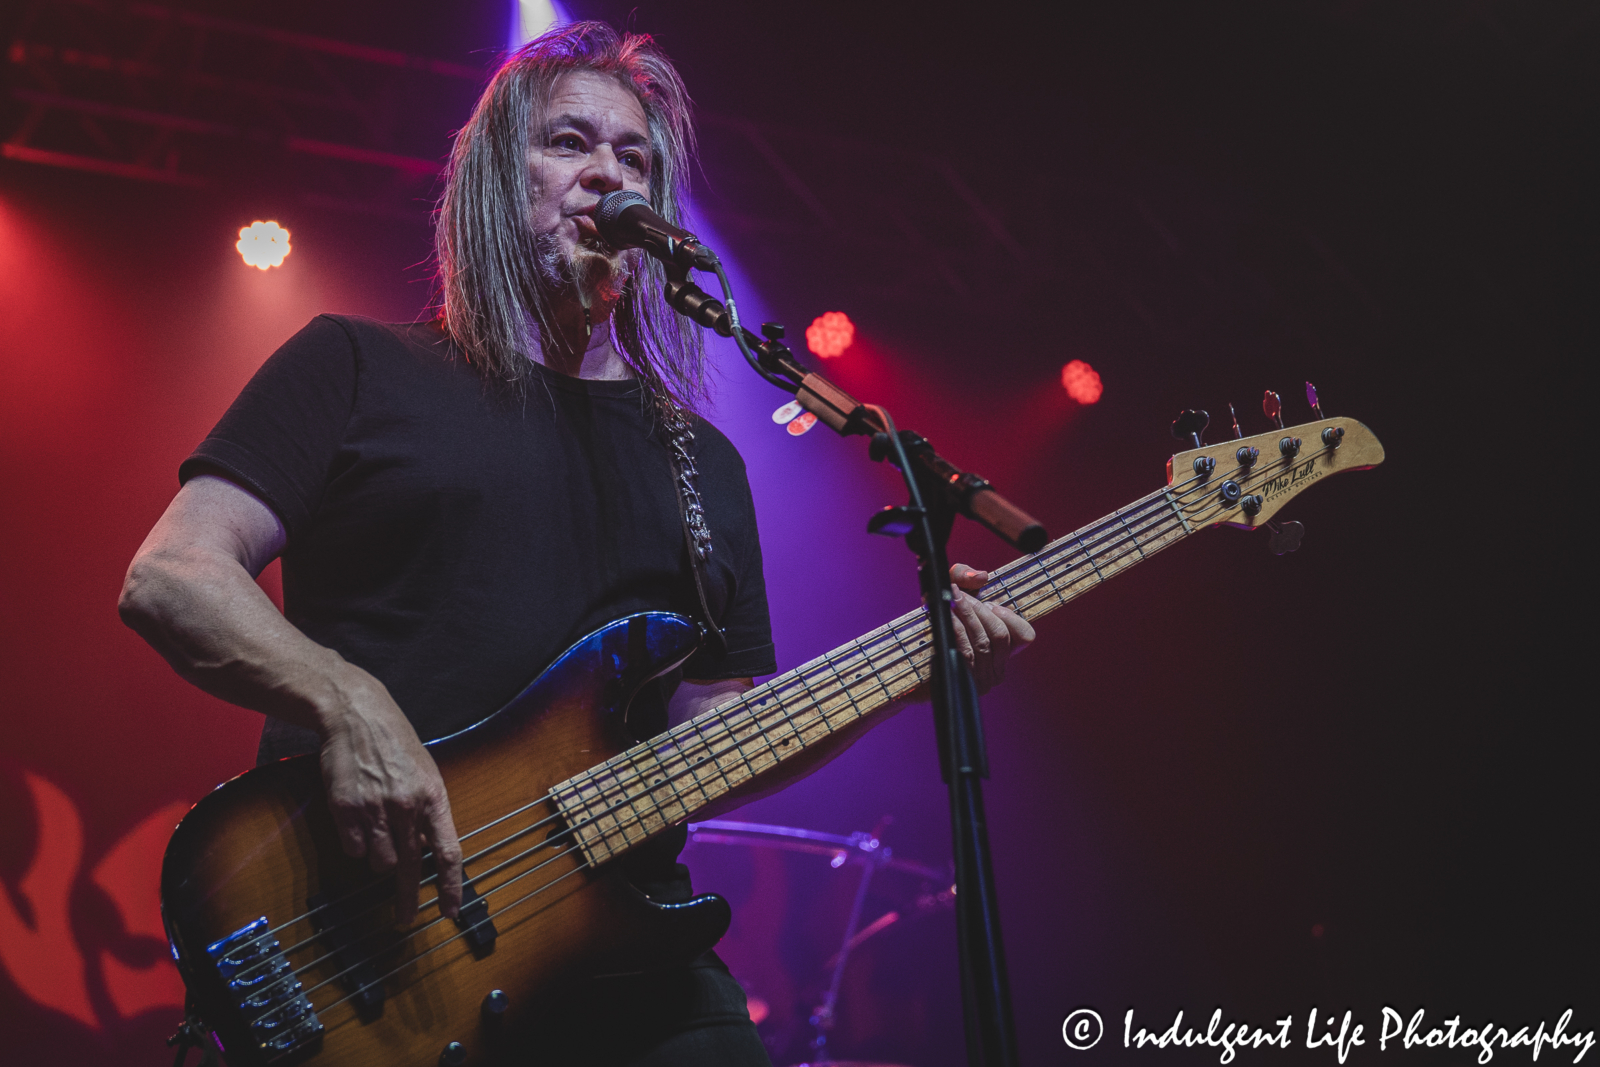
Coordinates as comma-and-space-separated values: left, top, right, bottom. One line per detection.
553, 135, 584, 151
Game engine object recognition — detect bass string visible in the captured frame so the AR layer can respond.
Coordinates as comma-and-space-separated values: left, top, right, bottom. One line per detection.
237, 479, 1206, 988
249, 644, 931, 1004
436, 497, 1204, 888
233, 455, 1276, 998
263, 476, 1200, 1044
246, 489, 1233, 1028
263, 665, 919, 1030
237, 483, 1204, 977
606, 479, 1202, 765
677, 483, 1208, 724
273, 487, 1203, 1038
271, 838, 598, 1041
242, 452, 1311, 1028
605, 448, 1321, 812
884, 457, 1267, 623
248, 638, 953, 1015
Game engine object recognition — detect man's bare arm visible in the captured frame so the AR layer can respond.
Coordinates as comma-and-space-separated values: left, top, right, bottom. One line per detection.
117, 475, 463, 921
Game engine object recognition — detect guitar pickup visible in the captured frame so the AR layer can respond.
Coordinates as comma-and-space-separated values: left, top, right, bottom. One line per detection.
306, 891, 386, 1016
454, 881, 497, 952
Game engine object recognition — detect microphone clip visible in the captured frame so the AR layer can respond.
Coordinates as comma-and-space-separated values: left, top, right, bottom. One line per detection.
662, 263, 734, 337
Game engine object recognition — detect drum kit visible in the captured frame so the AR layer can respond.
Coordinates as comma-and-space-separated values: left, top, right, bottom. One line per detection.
682, 819, 960, 1067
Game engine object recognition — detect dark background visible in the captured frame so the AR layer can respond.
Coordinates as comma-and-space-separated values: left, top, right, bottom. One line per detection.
1, 2, 1593, 1063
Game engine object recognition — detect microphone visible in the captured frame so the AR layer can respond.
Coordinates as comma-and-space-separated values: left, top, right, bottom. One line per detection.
594, 190, 718, 272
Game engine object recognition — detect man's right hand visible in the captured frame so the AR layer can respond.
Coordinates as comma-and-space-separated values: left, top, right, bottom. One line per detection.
318, 673, 465, 923
119, 473, 464, 926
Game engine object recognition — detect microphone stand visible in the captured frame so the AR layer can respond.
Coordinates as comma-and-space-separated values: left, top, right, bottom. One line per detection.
663, 261, 1046, 1067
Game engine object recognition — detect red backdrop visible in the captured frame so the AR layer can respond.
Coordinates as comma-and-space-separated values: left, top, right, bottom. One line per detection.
0, 169, 437, 1058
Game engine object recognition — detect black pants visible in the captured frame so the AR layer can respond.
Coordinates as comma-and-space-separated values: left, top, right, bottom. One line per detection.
498, 952, 772, 1067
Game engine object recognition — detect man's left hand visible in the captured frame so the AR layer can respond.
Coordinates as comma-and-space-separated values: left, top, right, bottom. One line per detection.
949, 564, 1036, 693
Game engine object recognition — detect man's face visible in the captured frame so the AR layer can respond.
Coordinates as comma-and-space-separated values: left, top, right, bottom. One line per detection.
529, 70, 654, 304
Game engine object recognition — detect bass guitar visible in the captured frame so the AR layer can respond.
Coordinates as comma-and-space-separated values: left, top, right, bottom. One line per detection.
160, 413, 1384, 1066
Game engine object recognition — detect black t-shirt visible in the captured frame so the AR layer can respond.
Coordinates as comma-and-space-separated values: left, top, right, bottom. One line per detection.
181, 314, 776, 765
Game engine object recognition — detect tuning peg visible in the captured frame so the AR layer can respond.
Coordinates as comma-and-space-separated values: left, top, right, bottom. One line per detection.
1305, 381, 1324, 420
1266, 519, 1305, 555
1228, 403, 1244, 439
1263, 390, 1284, 430
1171, 409, 1209, 450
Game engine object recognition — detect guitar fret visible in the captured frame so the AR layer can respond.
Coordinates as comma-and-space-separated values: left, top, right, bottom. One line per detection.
789, 664, 834, 737
1116, 505, 1147, 559
823, 653, 866, 722
655, 722, 709, 818
551, 462, 1305, 868
691, 715, 737, 799
1073, 534, 1105, 582
855, 634, 898, 704
653, 740, 690, 823
635, 747, 671, 824
596, 769, 637, 859
670, 735, 713, 812
1164, 489, 1190, 537
1093, 529, 1143, 581
741, 701, 780, 775
990, 568, 1022, 612
708, 705, 749, 780
1037, 554, 1069, 608
565, 768, 621, 865
886, 620, 929, 685
716, 704, 763, 783
622, 748, 663, 838
876, 630, 912, 690
753, 687, 806, 758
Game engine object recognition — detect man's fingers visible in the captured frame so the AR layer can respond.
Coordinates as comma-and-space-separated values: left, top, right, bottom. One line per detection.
387, 803, 421, 924
995, 603, 1037, 648
331, 804, 369, 860
315, 702, 456, 927
365, 807, 400, 873
949, 579, 1038, 692
977, 603, 1012, 687
950, 563, 989, 591
422, 795, 464, 920
949, 587, 977, 665
953, 586, 993, 655
979, 599, 1010, 652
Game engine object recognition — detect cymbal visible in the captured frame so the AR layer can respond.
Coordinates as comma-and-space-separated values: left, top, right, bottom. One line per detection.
686, 819, 950, 882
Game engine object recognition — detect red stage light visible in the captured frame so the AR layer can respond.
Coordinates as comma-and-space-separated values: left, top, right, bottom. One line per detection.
236, 220, 291, 269
1061, 359, 1103, 404
805, 311, 854, 358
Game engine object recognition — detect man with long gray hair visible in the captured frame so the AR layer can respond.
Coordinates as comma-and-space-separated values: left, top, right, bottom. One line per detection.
120, 21, 1032, 1064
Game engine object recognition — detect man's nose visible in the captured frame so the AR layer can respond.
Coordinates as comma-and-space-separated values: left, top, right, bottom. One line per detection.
580, 144, 625, 192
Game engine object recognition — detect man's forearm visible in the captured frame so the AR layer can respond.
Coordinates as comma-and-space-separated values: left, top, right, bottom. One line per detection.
118, 543, 366, 735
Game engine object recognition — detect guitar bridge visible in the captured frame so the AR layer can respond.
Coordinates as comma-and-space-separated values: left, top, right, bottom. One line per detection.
206, 917, 324, 1054
453, 881, 497, 953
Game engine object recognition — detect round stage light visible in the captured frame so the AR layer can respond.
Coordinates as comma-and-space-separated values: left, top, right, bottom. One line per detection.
805, 311, 854, 358
236, 221, 291, 270
1061, 359, 1103, 404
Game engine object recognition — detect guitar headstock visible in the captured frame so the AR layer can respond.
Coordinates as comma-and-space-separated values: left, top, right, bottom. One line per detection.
1165, 417, 1385, 531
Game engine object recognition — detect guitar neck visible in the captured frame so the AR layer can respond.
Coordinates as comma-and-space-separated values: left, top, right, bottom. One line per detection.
553, 481, 1200, 866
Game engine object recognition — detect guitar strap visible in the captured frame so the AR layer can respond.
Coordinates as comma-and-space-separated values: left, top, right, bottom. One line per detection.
663, 405, 729, 658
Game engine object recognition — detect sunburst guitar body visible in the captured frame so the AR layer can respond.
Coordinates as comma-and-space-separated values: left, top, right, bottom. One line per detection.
161, 413, 1385, 1066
